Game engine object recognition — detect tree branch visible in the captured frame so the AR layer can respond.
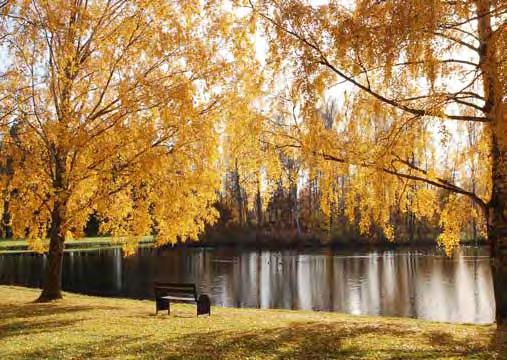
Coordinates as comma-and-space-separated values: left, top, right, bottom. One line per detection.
248, 2, 489, 123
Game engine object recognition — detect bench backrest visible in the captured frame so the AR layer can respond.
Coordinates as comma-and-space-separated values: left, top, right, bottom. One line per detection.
154, 282, 197, 300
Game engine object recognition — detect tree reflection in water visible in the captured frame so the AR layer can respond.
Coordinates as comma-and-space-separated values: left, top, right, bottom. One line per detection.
0, 246, 494, 324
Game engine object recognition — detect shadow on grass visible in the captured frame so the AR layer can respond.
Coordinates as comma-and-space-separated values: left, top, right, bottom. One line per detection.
12, 318, 498, 359
0, 302, 120, 342
0, 297, 500, 359
156, 322, 494, 359
0, 318, 83, 341
0, 302, 115, 320
490, 325, 507, 359
160, 322, 417, 359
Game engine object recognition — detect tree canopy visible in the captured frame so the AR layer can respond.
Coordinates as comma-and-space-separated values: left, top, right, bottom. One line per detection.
238, 0, 505, 253
0, 0, 242, 252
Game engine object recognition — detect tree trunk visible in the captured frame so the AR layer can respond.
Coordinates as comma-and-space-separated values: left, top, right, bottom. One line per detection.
255, 179, 263, 227
489, 135, 507, 325
234, 159, 244, 226
475, 0, 506, 325
37, 156, 69, 302
488, 56, 507, 323
37, 232, 65, 302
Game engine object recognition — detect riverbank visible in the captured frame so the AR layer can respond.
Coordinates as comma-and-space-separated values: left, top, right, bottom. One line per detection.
0, 232, 486, 255
0, 236, 154, 253
0, 286, 504, 359
200, 226, 488, 249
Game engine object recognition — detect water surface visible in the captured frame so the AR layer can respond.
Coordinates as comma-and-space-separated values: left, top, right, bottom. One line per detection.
0, 246, 494, 323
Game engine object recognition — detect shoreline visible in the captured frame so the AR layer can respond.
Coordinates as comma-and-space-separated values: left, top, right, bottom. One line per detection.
0, 236, 155, 253
0, 235, 489, 255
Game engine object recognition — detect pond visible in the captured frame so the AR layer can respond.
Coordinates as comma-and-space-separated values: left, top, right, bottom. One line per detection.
0, 246, 495, 324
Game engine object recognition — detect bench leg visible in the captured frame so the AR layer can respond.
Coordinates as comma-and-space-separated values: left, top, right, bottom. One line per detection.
197, 294, 211, 317
197, 305, 211, 317
167, 301, 170, 315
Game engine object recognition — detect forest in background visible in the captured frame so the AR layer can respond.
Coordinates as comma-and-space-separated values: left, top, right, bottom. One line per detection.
207, 100, 486, 248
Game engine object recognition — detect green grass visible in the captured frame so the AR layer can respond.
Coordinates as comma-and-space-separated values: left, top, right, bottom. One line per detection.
0, 236, 154, 253
0, 286, 505, 359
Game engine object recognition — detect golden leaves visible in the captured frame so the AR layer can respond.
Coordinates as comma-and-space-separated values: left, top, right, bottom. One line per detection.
438, 195, 467, 255
27, 237, 48, 254
412, 188, 437, 220
244, 0, 498, 250
0, 0, 243, 253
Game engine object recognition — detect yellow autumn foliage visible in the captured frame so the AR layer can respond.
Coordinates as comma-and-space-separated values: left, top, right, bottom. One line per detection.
240, 0, 502, 251
0, 0, 250, 254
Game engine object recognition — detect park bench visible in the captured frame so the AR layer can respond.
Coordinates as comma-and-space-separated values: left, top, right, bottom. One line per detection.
153, 282, 211, 316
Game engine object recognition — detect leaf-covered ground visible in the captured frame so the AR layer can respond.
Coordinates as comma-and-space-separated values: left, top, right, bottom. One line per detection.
0, 286, 505, 359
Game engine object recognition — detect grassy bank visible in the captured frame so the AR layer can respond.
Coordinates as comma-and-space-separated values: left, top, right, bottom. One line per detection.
0, 236, 154, 253
0, 286, 504, 359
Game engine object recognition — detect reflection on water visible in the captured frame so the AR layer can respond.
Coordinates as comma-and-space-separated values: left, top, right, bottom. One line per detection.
0, 246, 495, 323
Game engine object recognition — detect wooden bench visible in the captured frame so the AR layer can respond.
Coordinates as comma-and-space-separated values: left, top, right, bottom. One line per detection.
154, 282, 211, 316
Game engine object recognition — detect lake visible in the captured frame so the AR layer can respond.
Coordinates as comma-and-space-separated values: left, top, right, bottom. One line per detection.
0, 246, 495, 324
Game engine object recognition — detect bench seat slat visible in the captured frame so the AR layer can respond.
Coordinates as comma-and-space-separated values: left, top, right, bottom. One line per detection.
160, 295, 196, 301
154, 285, 195, 290
156, 288, 196, 293
154, 282, 195, 287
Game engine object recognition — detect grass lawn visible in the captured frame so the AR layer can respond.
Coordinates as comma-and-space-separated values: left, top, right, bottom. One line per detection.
0, 236, 154, 253
0, 286, 505, 359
